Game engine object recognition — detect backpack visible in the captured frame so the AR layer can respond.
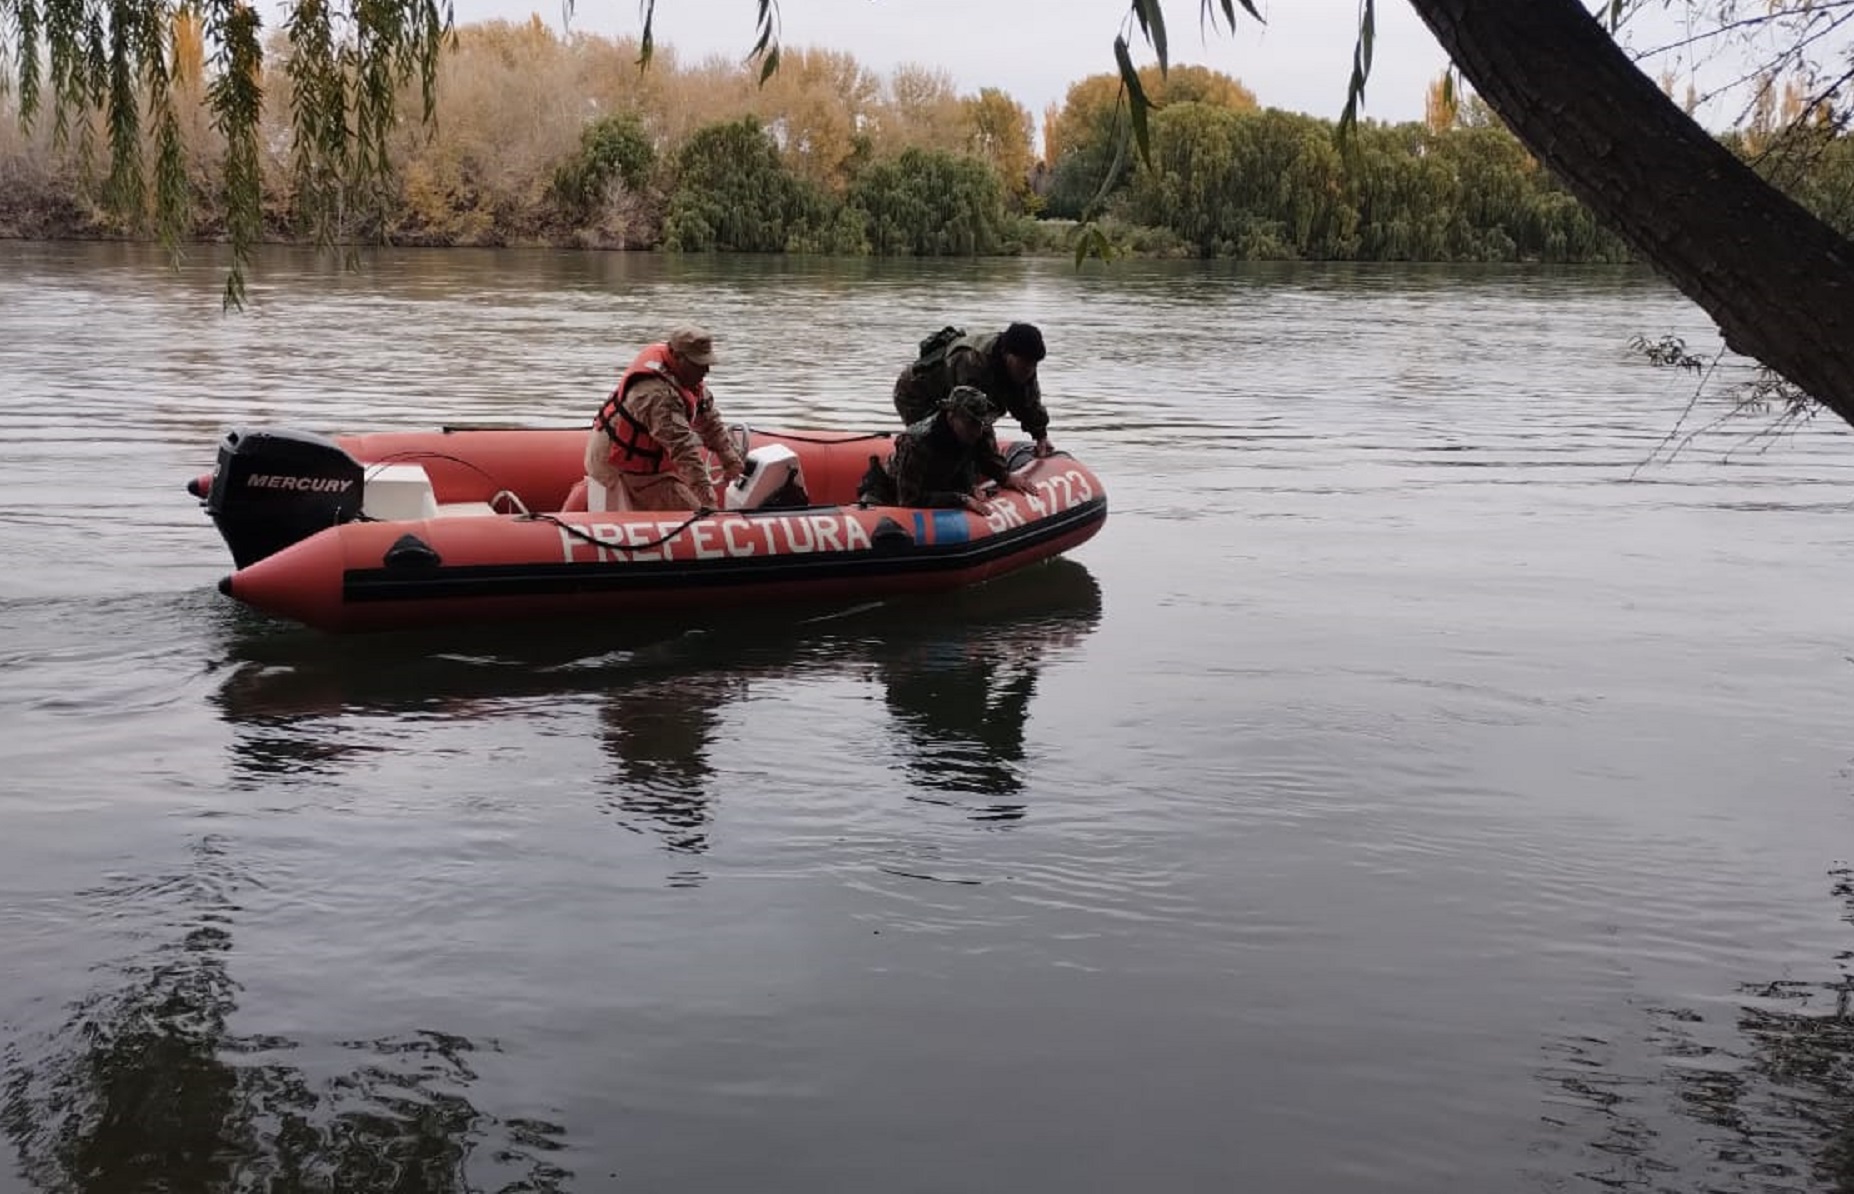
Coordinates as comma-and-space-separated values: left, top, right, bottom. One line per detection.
857, 453, 898, 506
909, 325, 966, 377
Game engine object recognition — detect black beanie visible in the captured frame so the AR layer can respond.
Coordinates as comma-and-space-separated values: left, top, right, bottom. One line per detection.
999, 322, 1046, 362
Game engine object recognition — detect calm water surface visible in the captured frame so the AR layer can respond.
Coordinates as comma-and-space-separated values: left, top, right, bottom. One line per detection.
4, 241, 1854, 1192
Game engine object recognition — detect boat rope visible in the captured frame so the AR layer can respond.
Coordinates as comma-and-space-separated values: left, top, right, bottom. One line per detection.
362, 451, 508, 486
748, 430, 894, 444
357, 448, 745, 550
433, 423, 897, 446
352, 451, 525, 521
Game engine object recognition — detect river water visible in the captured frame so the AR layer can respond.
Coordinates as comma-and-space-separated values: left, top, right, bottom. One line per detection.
3, 240, 1854, 1193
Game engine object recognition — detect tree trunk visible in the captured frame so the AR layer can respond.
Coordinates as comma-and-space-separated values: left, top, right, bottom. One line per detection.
1404, 0, 1854, 429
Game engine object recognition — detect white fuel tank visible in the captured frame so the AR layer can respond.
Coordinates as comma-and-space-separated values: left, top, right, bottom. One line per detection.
724, 445, 806, 511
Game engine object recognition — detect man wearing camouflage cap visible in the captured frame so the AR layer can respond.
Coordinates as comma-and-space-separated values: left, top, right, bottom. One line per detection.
585, 323, 745, 511
867, 384, 1037, 514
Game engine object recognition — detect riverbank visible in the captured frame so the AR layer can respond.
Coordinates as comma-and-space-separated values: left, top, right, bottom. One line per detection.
0, 194, 1619, 267
0, 176, 1200, 259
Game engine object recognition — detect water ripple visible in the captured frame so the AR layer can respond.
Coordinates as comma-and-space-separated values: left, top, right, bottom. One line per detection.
8, 244, 1854, 1192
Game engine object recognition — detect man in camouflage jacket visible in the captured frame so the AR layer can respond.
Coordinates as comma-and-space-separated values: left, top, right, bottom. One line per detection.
869, 386, 1038, 514
584, 324, 745, 511
892, 322, 1057, 458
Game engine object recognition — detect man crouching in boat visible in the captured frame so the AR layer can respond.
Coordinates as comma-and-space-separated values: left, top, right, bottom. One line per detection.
584, 324, 746, 511
862, 385, 1037, 515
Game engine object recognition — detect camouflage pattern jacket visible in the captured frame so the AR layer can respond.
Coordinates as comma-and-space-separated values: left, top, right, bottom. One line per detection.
882, 413, 1013, 509
892, 331, 1050, 439
607, 374, 742, 505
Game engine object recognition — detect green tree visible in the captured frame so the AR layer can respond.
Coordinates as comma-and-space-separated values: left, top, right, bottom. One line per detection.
1042, 63, 1257, 219
662, 116, 832, 252
1123, 101, 1243, 255
847, 147, 1007, 255
1120, 99, 1643, 264
550, 111, 656, 224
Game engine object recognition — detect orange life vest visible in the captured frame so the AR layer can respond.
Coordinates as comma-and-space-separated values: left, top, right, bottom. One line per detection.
594, 343, 704, 475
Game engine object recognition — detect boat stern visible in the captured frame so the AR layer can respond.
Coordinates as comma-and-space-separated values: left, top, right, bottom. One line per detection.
202, 427, 366, 568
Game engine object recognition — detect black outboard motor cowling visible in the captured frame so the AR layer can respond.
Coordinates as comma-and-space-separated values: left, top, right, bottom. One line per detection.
205, 428, 365, 568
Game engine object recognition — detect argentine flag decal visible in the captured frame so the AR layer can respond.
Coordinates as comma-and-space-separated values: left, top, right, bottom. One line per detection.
912, 510, 971, 544
932, 510, 970, 543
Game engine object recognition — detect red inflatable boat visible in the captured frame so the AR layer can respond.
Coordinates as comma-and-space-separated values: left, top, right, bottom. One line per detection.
186, 424, 1109, 633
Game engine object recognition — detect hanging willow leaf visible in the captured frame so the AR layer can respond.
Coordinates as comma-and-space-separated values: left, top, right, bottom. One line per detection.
748, 0, 780, 80
1113, 33, 1152, 167
206, 0, 262, 309
152, 96, 188, 250
1071, 220, 1117, 267
1337, 0, 1375, 154
1196, 0, 1257, 37
12, 0, 43, 118
286, 0, 343, 254
103, 0, 144, 220
1194, 0, 1258, 33
1132, 0, 1167, 71
1357, 0, 1374, 79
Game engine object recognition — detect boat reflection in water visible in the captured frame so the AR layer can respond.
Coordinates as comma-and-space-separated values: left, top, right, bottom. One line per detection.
211, 559, 1104, 847
9, 565, 1100, 1192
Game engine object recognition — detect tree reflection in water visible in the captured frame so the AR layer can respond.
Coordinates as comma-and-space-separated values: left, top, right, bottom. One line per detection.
1, 837, 569, 1194
1536, 865, 1854, 1192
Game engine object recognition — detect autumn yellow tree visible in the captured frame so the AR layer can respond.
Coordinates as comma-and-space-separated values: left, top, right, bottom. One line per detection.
170, 13, 206, 117
1040, 102, 1062, 161
961, 87, 1035, 200
873, 64, 969, 157
384, 17, 593, 242
1424, 73, 1458, 134
560, 31, 679, 140
740, 46, 882, 192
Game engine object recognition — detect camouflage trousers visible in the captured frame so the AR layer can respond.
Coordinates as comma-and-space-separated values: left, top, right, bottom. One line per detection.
892, 368, 942, 427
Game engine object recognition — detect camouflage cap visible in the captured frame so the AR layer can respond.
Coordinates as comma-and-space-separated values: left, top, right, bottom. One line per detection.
940, 384, 996, 424
666, 324, 718, 366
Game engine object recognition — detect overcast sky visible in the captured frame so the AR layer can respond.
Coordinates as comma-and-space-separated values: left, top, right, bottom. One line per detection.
438, 0, 1454, 125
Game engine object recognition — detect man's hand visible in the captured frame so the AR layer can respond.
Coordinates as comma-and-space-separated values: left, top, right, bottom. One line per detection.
1032, 437, 1056, 458
720, 458, 745, 485
1001, 473, 1037, 496
961, 492, 993, 516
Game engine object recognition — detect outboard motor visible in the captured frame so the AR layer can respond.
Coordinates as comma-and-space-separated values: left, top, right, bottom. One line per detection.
204, 428, 364, 568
